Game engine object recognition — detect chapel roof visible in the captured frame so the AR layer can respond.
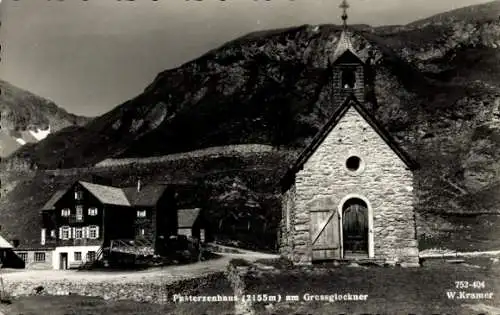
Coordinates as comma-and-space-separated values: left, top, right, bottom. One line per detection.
330, 29, 363, 64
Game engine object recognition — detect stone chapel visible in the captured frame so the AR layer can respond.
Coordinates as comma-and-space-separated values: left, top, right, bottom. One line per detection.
279, 1, 420, 266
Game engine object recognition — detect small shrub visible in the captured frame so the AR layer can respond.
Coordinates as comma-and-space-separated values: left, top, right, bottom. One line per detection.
33, 285, 45, 295
0, 291, 12, 304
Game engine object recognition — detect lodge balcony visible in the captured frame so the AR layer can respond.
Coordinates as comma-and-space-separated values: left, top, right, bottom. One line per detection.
109, 239, 155, 257
68, 215, 85, 224
44, 238, 102, 247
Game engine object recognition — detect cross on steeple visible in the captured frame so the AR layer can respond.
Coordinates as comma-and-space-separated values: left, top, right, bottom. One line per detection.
339, 0, 349, 29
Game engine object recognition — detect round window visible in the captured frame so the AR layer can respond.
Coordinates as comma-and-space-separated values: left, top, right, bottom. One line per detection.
346, 156, 361, 171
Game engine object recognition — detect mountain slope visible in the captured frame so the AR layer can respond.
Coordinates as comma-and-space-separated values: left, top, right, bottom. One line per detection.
2, 2, 500, 227
6, 23, 429, 169
0, 80, 91, 157
9, 2, 500, 170
407, 0, 500, 27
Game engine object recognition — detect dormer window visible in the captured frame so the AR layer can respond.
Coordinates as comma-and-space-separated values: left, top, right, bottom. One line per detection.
341, 68, 356, 89
137, 210, 147, 218
75, 190, 83, 201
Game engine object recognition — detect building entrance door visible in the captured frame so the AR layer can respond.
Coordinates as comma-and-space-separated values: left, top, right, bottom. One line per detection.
60, 252, 68, 270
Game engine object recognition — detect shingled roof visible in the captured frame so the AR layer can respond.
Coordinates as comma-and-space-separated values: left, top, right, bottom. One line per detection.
177, 208, 201, 228
0, 234, 13, 249
41, 189, 68, 210
41, 181, 170, 210
79, 181, 131, 206
122, 185, 169, 207
282, 93, 419, 191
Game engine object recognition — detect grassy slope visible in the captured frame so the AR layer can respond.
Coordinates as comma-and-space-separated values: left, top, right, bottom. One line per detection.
3, 272, 234, 315
0, 149, 292, 250
6, 258, 498, 314
247, 258, 500, 315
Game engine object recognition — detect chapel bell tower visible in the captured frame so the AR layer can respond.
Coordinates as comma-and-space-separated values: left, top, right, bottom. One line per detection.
331, 0, 367, 107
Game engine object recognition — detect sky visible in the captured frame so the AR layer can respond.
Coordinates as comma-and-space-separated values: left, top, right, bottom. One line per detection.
0, 0, 494, 117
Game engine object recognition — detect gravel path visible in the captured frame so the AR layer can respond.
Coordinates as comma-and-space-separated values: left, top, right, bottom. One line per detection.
0, 252, 278, 285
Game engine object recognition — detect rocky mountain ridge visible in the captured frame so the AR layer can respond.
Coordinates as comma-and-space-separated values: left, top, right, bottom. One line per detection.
0, 80, 91, 157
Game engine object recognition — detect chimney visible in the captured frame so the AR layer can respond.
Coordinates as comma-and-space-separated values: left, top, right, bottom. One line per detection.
137, 178, 142, 192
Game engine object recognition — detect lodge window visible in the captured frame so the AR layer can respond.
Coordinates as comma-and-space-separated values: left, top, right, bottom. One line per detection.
89, 225, 99, 239
76, 206, 83, 221
50, 230, 56, 238
34, 252, 46, 262
74, 227, 83, 239
200, 229, 205, 243
88, 207, 98, 216
341, 68, 356, 89
74, 252, 82, 261
87, 251, 96, 262
136, 210, 147, 218
61, 226, 71, 240
61, 208, 71, 217
75, 190, 83, 200
17, 252, 28, 262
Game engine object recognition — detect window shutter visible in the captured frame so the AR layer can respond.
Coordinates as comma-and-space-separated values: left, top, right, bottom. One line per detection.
71, 227, 75, 239
84, 226, 89, 239
96, 226, 100, 239
59, 227, 63, 240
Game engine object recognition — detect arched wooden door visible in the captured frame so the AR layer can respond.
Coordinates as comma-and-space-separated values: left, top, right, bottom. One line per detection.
342, 198, 368, 257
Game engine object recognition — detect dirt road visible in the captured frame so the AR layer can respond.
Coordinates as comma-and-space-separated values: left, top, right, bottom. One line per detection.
0, 252, 278, 285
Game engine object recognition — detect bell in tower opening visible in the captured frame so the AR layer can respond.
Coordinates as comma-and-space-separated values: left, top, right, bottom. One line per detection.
330, 0, 371, 108
341, 68, 356, 89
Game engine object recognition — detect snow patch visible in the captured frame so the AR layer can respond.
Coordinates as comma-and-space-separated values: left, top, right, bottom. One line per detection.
15, 138, 26, 145
29, 126, 51, 141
